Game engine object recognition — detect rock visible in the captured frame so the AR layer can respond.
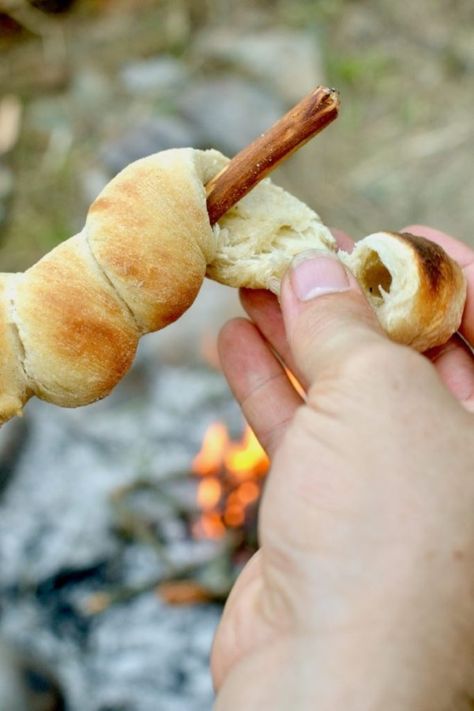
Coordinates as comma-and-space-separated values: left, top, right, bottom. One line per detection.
99, 114, 199, 175
178, 76, 285, 155
194, 28, 325, 103
120, 56, 189, 96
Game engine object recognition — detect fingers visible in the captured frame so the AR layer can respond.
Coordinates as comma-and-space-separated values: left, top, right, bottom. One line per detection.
218, 318, 303, 456
238, 229, 355, 391
402, 225, 474, 267
280, 252, 387, 386
239, 289, 307, 389
329, 227, 354, 253
211, 551, 263, 690
403, 225, 474, 347
233, 227, 472, 419
427, 334, 474, 411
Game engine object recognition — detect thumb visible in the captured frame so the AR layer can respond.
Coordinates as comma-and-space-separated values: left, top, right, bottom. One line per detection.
280, 250, 387, 385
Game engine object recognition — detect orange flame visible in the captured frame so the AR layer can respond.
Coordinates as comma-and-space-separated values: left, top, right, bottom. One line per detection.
193, 512, 226, 540
197, 477, 222, 511
235, 481, 260, 505
225, 426, 269, 481
192, 422, 229, 476
192, 421, 269, 538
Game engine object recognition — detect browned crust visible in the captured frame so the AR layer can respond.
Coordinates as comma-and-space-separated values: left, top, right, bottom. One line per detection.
15, 237, 140, 407
397, 232, 449, 293
87, 152, 213, 334
0, 150, 217, 419
386, 232, 466, 351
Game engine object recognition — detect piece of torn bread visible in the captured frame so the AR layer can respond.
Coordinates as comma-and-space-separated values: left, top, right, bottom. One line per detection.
208, 168, 336, 290
0, 148, 466, 425
338, 231, 466, 353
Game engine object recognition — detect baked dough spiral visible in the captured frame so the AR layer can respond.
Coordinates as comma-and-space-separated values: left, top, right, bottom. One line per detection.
0, 148, 466, 424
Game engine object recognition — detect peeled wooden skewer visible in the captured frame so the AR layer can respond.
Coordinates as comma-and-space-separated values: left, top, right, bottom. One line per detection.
206, 85, 340, 224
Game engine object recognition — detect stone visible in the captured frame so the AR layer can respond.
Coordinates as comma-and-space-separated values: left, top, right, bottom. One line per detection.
194, 28, 325, 104
178, 76, 285, 155
120, 56, 189, 96
99, 114, 199, 175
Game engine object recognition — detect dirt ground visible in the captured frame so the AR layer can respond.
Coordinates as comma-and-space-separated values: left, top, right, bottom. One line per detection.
1, 0, 473, 272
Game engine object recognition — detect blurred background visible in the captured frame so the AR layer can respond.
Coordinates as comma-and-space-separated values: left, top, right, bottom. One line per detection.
0, 1, 473, 709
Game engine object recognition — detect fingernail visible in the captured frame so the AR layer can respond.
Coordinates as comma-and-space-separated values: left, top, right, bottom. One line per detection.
290, 250, 350, 301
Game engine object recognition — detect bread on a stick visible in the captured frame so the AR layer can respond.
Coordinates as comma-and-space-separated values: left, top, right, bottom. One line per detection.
0, 148, 466, 424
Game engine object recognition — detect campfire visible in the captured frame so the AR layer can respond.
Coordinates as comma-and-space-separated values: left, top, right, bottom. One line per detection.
192, 421, 269, 540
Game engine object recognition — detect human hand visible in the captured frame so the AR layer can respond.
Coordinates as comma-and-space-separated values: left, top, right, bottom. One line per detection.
212, 226, 474, 710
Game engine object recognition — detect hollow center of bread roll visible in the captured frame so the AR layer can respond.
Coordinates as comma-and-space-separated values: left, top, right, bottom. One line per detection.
358, 249, 393, 304
339, 232, 420, 336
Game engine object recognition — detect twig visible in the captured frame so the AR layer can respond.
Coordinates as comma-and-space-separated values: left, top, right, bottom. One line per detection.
206, 85, 340, 225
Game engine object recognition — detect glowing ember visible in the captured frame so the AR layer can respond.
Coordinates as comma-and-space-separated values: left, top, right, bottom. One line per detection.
192, 422, 269, 538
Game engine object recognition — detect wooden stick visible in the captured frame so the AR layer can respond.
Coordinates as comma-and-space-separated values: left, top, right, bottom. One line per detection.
206, 86, 340, 225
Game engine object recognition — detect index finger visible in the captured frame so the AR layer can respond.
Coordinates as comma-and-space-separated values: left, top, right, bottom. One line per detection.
403, 225, 474, 347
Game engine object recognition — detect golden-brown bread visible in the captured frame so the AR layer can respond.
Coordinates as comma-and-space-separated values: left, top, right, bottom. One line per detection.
86, 149, 219, 333
14, 235, 139, 407
0, 148, 466, 424
339, 231, 467, 353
